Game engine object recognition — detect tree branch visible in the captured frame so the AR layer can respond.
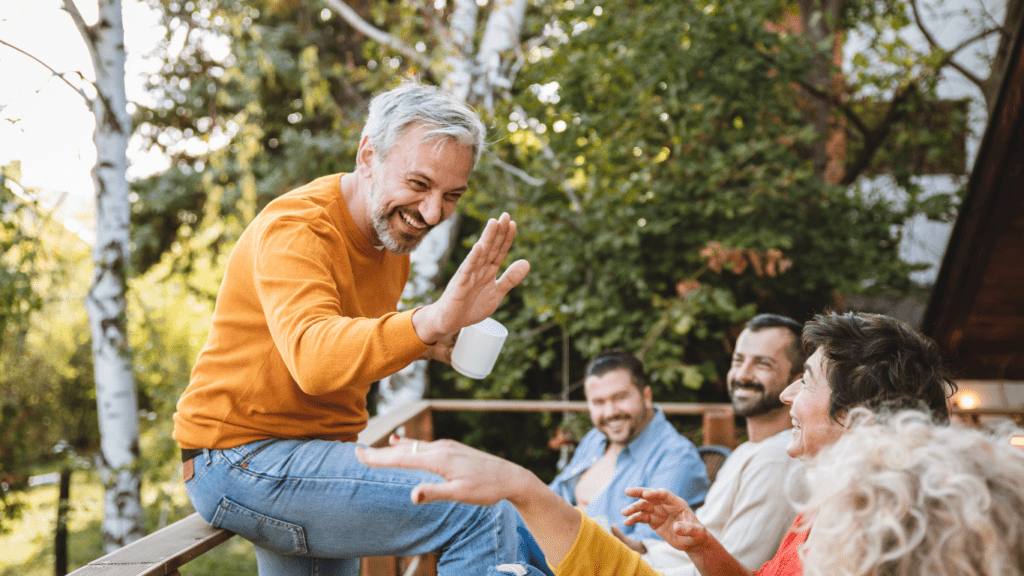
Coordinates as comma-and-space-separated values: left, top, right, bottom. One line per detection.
510, 104, 583, 211
910, 0, 988, 89
61, 0, 93, 45
841, 83, 919, 185
512, 320, 558, 341
792, 75, 870, 136
62, 0, 125, 131
486, 152, 546, 187
747, 41, 872, 137
322, 0, 432, 70
0, 39, 92, 104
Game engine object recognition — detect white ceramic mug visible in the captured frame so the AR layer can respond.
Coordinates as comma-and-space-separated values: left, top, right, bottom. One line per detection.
450, 317, 509, 379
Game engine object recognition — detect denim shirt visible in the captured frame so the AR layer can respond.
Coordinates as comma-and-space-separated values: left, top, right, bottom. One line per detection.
548, 406, 709, 540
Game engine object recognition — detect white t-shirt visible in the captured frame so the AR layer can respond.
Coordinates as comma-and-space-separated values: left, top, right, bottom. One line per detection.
641, 429, 806, 575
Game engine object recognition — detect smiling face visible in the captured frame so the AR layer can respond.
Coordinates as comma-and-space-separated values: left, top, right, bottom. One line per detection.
727, 327, 796, 419
780, 348, 846, 461
361, 123, 474, 255
584, 369, 655, 449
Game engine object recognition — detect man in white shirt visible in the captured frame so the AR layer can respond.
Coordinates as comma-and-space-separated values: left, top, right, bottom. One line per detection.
612, 314, 808, 574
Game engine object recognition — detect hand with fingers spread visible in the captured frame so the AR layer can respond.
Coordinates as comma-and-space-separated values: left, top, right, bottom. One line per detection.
412, 212, 530, 345
622, 487, 710, 552
624, 487, 752, 576
358, 436, 532, 507
357, 436, 583, 567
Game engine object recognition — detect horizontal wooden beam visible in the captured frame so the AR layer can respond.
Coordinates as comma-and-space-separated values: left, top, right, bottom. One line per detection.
426, 399, 734, 416
68, 513, 233, 576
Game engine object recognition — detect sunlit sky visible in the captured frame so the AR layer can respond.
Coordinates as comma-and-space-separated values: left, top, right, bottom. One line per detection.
0, 0, 163, 229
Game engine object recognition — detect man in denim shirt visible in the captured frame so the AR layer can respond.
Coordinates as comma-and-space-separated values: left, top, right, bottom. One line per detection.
549, 350, 709, 540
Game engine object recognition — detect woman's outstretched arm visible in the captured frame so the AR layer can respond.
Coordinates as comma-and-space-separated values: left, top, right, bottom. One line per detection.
356, 437, 582, 567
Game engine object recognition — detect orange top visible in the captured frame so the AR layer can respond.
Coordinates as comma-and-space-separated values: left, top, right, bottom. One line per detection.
173, 174, 430, 450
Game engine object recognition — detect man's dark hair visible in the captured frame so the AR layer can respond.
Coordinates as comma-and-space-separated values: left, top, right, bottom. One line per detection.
585, 349, 648, 391
745, 313, 806, 379
802, 311, 956, 424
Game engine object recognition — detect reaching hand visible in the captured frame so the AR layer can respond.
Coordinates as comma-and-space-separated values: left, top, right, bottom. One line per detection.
412, 213, 530, 344
359, 436, 586, 569
356, 437, 533, 507
621, 487, 711, 552
610, 525, 648, 554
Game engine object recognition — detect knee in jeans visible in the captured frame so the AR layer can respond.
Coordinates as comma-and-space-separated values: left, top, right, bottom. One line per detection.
211, 497, 310, 556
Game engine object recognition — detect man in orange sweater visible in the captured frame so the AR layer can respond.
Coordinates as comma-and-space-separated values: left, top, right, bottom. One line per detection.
173, 81, 533, 575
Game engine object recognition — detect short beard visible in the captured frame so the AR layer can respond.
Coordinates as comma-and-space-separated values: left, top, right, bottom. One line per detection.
368, 182, 426, 255
601, 404, 653, 446
729, 381, 786, 418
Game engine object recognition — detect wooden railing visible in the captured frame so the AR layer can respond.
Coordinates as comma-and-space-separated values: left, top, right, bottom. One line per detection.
67, 399, 734, 576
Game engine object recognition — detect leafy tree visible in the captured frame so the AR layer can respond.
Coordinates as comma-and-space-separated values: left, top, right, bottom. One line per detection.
443, 0, 936, 398
2, 0, 145, 547
1, 166, 46, 533
0, 164, 44, 346
0, 172, 98, 538
126, 0, 1019, 472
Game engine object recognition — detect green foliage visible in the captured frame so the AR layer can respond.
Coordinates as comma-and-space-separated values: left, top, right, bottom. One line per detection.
438, 0, 940, 412
131, 0, 414, 278
0, 195, 96, 535
0, 164, 44, 343
130, 0, 967, 472
0, 471, 256, 575
127, 247, 221, 491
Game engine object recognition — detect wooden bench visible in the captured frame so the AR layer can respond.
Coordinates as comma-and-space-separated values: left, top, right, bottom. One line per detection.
69, 399, 735, 575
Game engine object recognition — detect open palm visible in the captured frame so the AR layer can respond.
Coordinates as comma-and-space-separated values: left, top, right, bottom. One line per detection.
622, 487, 710, 552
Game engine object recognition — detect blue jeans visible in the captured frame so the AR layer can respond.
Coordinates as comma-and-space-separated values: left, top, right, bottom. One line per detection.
185, 438, 542, 576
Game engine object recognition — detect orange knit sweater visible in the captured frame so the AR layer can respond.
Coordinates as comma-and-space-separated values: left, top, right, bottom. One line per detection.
173, 174, 430, 450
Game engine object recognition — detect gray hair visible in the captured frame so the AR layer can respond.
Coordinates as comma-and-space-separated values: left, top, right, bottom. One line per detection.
361, 81, 486, 166
802, 408, 1024, 576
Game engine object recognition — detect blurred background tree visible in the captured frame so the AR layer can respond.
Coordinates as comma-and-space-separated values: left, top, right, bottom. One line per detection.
1, 166, 98, 554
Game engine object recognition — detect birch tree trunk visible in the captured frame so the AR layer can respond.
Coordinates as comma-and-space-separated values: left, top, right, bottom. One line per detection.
67, 0, 145, 551
329, 0, 528, 414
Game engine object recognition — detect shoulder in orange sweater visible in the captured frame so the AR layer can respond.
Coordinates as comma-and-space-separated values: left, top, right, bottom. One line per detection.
173, 174, 430, 450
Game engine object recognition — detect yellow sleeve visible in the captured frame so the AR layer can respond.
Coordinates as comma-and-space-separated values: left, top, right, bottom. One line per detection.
554, 511, 665, 576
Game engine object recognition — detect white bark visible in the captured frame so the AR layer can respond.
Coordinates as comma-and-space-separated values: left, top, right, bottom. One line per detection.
472, 0, 528, 110
68, 0, 145, 551
442, 0, 479, 101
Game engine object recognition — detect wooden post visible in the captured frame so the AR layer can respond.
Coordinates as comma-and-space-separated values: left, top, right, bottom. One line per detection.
403, 410, 434, 442
703, 411, 737, 448
360, 556, 398, 576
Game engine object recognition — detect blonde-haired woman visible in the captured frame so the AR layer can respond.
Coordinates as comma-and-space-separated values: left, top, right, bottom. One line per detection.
802, 408, 1024, 576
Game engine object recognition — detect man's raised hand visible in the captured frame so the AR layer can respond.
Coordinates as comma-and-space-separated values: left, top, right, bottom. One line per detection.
412, 212, 529, 345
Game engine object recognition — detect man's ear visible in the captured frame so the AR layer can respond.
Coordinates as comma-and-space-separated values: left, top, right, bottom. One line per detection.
643, 385, 653, 407
356, 135, 375, 177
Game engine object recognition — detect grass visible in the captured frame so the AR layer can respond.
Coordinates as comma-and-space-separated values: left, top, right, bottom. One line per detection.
0, 469, 257, 575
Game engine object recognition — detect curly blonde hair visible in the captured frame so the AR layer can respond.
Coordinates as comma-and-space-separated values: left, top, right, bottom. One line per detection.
801, 409, 1024, 576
